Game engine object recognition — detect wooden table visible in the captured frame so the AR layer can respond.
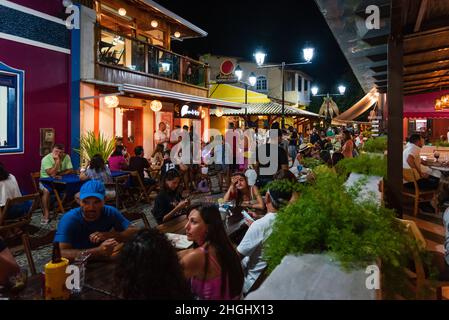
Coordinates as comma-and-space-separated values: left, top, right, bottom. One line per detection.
4, 261, 119, 300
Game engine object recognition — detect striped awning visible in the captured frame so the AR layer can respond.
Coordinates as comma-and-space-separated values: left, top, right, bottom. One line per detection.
222, 102, 322, 117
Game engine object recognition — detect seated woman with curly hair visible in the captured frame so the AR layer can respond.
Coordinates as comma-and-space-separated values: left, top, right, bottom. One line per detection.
114, 229, 193, 300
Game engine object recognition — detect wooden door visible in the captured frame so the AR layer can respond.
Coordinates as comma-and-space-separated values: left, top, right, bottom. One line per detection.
122, 108, 143, 155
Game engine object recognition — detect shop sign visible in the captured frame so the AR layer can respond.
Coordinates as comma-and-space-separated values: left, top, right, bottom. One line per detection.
216, 59, 238, 84
179, 104, 201, 119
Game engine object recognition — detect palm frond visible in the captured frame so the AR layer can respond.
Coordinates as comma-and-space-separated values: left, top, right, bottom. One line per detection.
74, 131, 116, 166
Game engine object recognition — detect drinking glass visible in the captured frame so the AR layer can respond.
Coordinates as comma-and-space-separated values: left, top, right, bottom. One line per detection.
434, 151, 440, 162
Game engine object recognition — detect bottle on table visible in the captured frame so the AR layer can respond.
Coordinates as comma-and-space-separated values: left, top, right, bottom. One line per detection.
44, 242, 70, 300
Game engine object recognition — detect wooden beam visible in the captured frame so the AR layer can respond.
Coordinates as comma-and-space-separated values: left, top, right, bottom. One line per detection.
386, 0, 404, 217
405, 75, 449, 86
404, 45, 449, 57
404, 80, 449, 91
414, 0, 429, 32
404, 58, 449, 70
404, 67, 449, 78
403, 71, 449, 82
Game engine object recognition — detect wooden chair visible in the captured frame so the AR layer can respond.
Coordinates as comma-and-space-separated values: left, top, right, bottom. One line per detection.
122, 211, 151, 230
403, 168, 438, 216
128, 171, 154, 204
396, 218, 449, 299
0, 194, 40, 275
30, 172, 44, 212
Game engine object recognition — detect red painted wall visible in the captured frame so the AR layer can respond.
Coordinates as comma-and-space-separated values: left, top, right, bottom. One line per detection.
10, 0, 65, 17
0, 38, 71, 192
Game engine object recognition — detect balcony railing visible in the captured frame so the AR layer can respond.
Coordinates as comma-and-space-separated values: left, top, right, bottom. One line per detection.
97, 27, 208, 88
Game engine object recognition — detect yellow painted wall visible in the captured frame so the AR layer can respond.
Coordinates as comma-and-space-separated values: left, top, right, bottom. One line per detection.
209, 84, 271, 104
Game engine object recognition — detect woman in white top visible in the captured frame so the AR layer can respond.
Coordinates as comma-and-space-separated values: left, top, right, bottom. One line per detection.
0, 162, 30, 220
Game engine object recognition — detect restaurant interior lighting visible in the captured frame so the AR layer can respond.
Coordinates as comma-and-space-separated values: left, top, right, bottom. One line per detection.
254, 52, 266, 66
436, 94, 449, 111
118, 8, 127, 16
338, 85, 346, 95
311, 86, 319, 96
104, 95, 119, 108
215, 108, 223, 117
151, 20, 159, 28
174, 31, 181, 38
234, 65, 243, 81
160, 62, 171, 73
248, 72, 257, 87
150, 100, 162, 112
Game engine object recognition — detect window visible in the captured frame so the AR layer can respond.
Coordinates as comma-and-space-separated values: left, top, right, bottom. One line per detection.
0, 62, 24, 154
256, 76, 267, 92
285, 73, 295, 91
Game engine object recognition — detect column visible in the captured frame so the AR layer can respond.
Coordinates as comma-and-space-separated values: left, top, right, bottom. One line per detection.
301, 76, 305, 104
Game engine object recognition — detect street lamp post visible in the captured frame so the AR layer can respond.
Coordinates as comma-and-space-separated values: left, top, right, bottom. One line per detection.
234, 66, 257, 125
254, 46, 314, 128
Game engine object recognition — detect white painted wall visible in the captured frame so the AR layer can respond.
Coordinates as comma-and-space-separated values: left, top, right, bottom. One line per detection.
99, 98, 114, 139
80, 83, 95, 135
0, 87, 7, 145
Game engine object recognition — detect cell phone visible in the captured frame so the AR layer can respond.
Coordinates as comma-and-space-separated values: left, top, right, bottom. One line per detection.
241, 210, 254, 222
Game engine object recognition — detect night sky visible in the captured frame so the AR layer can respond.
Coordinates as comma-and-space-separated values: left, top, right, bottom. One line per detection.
156, 0, 363, 111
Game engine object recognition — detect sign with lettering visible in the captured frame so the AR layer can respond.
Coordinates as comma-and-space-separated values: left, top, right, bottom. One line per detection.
177, 104, 201, 119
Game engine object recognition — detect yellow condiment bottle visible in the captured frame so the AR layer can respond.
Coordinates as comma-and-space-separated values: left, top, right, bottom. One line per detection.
45, 242, 70, 300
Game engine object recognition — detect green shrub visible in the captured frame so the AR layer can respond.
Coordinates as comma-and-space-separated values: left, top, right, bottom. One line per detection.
363, 136, 387, 153
435, 140, 449, 147
264, 167, 435, 298
301, 157, 323, 169
336, 153, 387, 178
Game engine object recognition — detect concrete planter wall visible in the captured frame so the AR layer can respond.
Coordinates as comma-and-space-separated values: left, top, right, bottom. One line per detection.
345, 173, 383, 206
245, 254, 378, 300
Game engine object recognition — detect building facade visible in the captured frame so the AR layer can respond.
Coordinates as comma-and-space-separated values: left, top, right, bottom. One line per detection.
78, 0, 241, 158
0, 0, 77, 191
201, 54, 313, 107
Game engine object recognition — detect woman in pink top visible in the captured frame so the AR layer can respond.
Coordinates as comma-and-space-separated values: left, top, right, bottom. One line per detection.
179, 205, 244, 300
108, 146, 128, 171
341, 130, 354, 158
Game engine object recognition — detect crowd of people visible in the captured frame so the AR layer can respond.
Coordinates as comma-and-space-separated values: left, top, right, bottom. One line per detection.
0, 120, 369, 299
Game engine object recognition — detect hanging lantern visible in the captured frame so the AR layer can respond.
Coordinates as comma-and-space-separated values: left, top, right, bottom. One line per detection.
104, 95, 119, 108
215, 108, 223, 117
150, 100, 162, 112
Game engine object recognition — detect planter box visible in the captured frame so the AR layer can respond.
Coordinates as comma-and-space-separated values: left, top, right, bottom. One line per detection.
345, 173, 383, 206
245, 254, 378, 300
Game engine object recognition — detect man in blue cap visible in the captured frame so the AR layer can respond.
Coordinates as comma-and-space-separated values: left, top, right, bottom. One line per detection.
55, 180, 138, 261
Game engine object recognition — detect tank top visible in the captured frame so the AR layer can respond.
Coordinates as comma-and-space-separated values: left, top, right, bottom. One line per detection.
190, 247, 233, 300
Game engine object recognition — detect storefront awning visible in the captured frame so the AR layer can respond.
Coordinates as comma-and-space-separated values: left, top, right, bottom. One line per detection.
222, 102, 322, 117
81, 80, 244, 109
333, 89, 378, 122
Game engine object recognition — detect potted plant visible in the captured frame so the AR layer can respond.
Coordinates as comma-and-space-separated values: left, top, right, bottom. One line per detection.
74, 131, 116, 168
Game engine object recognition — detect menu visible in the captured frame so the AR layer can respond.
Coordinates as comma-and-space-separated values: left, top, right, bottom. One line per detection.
165, 233, 193, 249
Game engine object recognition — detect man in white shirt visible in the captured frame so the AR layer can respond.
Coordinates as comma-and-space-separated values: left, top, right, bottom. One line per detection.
237, 187, 293, 295
154, 122, 169, 150
403, 133, 439, 189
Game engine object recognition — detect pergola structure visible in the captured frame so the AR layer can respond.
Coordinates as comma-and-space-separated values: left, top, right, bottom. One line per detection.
314, 0, 449, 215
